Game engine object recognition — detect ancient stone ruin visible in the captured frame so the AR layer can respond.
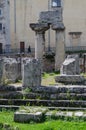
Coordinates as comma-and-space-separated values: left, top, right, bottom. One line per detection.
0, 57, 41, 89
3, 57, 20, 83
0, 56, 85, 123
30, 8, 65, 71
22, 58, 41, 88
60, 55, 80, 75
55, 54, 85, 84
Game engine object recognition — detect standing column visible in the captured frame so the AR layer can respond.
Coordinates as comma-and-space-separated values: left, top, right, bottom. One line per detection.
5, 0, 11, 53
30, 23, 50, 59
35, 31, 45, 59
52, 23, 65, 71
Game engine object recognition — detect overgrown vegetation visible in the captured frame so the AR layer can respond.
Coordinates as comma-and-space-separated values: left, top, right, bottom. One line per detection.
0, 110, 86, 130
41, 72, 59, 86
43, 52, 55, 62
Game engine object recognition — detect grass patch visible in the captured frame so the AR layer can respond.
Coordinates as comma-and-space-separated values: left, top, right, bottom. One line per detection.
0, 111, 86, 130
41, 72, 59, 86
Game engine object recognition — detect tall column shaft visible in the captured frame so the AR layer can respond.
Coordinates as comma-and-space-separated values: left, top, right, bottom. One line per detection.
35, 32, 45, 59
5, 0, 11, 52
30, 23, 50, 59
55, 30, 65, 71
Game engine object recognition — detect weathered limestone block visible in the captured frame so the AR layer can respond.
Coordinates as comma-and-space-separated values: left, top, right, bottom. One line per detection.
55, 54, 86, 84
55, 75, 85, 85
39, 9, 62, 24
3, 58, 20, 83
22, 58, 41, 88
60, 55, 80, 75
14, 111, 43, 123
14, 107, 47, 123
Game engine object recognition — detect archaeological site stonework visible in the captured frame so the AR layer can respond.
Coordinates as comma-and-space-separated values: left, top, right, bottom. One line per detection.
60, 55, 80, 75
22, 58, 41, 88
3, 57, 21, 83
30, 8, 65, 71
0, 57, 41, 88
55, 54, 85, 84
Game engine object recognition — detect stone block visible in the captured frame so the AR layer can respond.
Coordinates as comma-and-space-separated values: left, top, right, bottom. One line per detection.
39, 9, 62, 24
14, 111, 43, 123
3, 58, 20, 83
55, 75, 85, 84
22, 58, 41, 88
60, 55, 80, 75
14, 107, 48, 123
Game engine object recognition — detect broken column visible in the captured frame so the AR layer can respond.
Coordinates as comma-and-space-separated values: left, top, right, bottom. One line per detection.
30, 23, 50, 59
52, 22, 65, 71
55, 54, 85, 84
22, 58, 41, 88
60, 55, 80, 75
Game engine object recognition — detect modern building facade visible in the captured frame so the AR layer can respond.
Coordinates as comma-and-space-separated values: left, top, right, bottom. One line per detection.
1, 0, 86, 53
0, 0, 10, 53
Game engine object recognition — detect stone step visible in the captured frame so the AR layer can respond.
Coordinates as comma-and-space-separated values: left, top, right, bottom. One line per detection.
0, 105, 19, 110
0, 99, 86, 107
30, 85, 86, 94
55, 75, 85, 85
24, 92, 86, 100
0, 105, 86, 111
0, 91, 23, 99
0, 91, 86, 100
48, 107, 86, 111
0, 85, 22, 91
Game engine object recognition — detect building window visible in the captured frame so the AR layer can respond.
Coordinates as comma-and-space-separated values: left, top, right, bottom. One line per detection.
52, 0, 61, 7
0, 23, 2, 31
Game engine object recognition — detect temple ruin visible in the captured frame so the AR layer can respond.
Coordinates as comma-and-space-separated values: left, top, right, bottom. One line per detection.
30, 8, 65, 71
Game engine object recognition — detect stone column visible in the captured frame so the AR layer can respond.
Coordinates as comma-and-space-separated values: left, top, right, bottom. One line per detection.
35, 31, 45, 59
52, 22, 65, 71
30, 23, 50, 59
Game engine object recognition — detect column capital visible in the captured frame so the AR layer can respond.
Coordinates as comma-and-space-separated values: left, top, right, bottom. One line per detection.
30, 23, 50, 33
52, 22, 65, 31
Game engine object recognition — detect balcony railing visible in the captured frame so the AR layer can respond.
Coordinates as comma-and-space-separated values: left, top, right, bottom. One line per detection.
0, 46, 86, 56
66, 46, 86, 53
